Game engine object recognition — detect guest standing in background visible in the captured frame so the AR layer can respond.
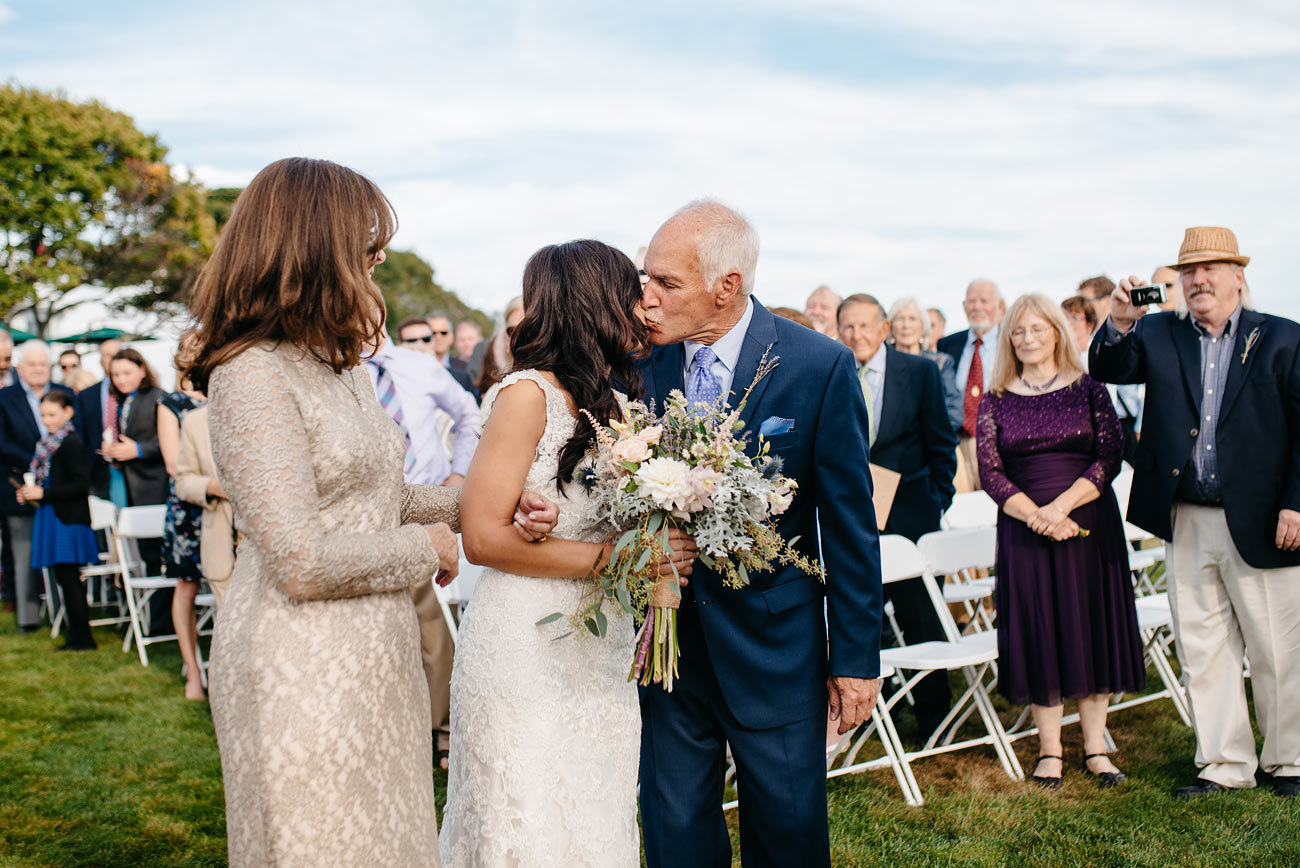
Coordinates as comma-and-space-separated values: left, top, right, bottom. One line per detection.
454, 320, 482, 363
173, 404, 235, 604
18, 390, 99, 650
1079, 275, 1116, 324
0, 342, 74, 631
74, 338, 122, 503
978, 293, 1144, 790
926, 307, 946, 352
158, 366, 208, 701
889, 296, 964, 433
475, 295, 524, 394
938, 279, 1005, 492
803, 285, 841, 340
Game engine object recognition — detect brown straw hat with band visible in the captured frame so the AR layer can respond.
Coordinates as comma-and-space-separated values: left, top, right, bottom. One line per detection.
1168, 226, 1250, 269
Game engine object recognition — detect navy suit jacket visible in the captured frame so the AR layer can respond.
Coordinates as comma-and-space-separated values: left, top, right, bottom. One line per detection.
870, 346, 959, 542
935, 328, 969, 370
638, 300, 883, 729
0, 381, 75, 515
74, 378, 112, 499
1090, 308, 1300, 569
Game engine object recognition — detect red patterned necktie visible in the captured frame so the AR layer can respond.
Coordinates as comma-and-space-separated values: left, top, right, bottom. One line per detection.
105, 390, 120, 440
962, 337, 983, 437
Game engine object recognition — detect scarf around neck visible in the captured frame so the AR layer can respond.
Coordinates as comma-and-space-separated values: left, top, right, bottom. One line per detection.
30, 421, 75, 487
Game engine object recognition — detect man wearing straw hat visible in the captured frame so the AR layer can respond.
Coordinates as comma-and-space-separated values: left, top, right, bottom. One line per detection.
1090, 226, 1300, 799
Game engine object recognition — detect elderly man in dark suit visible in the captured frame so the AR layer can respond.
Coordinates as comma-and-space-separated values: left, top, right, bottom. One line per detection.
0, 341, 75, 630
637, 199, 881, 868
839, 293, 958, 738
1091, 226, 1300, 800
936, 279, 1005, 491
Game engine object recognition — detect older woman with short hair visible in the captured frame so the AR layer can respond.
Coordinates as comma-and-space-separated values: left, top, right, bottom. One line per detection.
889, 296, 964, 442
977, 293, 1144, 790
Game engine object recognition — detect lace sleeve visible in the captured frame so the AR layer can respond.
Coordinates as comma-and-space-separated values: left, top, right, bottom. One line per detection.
401, 484, 461, 532
208, 349, 440, 601
976, 392, 1022, 507
1082, 376, 1123, 492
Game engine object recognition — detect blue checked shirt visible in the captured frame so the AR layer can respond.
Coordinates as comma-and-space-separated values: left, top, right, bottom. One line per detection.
1184, 305, 1242, 503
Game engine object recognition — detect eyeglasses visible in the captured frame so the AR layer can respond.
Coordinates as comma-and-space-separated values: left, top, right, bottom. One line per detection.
430, 330, 451, 337
402, 335, 434, 344
1010, 325, 1053, 341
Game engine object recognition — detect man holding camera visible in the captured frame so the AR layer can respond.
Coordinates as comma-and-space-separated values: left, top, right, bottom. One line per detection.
1090, 226, 1300, 799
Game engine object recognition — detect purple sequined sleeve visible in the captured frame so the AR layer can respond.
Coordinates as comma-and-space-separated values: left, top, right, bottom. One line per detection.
976, 392, 1022, 508
1082, 375, 1124, 492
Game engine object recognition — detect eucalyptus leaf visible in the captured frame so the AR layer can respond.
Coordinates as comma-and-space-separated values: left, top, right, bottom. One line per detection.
535, 612, 565, 626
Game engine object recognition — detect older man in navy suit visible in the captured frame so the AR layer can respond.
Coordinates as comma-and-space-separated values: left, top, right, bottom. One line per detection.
637, 200, 882, 868
0, 341, 75, 630
839, 293, 958, 738
1091, 226, 1300, 800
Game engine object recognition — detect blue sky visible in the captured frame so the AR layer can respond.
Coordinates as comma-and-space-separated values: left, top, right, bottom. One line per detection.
3, 0, 1299, 323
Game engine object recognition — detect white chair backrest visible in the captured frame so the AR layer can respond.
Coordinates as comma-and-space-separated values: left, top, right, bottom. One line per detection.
879, 534, 927, 584
880, 533, 963, 643
918, 527, 996, 576
444, 558, 485, 605
942, 490, 998, 529
87, 496, 117, 531
116, 505, 167, 540
1112, 462, 1134, 518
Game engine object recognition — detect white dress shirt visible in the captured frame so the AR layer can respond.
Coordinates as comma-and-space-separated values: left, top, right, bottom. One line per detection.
364, 341, 480, 486
954, 323, 999, 393
683, 297, 755, 401
19, 378, 48, 436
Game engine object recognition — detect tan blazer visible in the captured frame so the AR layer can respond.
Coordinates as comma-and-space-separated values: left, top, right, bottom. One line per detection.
173, 406, 235, 602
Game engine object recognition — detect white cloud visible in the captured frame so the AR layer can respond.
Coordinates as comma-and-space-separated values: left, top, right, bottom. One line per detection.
5, 0, 1299, 325
0, 2, 14, 26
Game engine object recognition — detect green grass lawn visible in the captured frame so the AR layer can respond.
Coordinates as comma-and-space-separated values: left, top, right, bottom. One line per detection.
1, 618, 1296, 867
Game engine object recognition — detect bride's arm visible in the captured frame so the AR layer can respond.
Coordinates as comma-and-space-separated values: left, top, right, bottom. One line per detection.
460, 379, 611, 578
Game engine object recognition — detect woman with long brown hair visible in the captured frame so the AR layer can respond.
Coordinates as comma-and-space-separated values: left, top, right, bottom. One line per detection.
440, 240, 697, 866
179, 157, 556, 866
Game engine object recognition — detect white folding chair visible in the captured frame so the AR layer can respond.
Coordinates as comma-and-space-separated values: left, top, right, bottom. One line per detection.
441, 549, 485, 623
44, 496, 134, 637
1104, 593, 1191, 725
940, 490, 998, 529
917, 527, 997, 633
864, 536, 1024, 794
115, 505, 178, 666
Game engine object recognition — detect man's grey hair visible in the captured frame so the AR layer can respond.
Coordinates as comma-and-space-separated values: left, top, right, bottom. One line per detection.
966, 278, 1003, 301
888, 296, 931, 345
1174, 262, 1253, 318
15, 340, 50, 364
837, 293, 887, 325
671, 198, 759, 296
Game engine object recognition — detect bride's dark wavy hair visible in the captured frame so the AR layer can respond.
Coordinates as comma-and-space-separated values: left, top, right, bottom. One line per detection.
509, 239, 650, 491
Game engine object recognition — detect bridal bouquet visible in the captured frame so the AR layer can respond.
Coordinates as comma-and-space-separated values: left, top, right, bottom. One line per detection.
555, 353, 822, 691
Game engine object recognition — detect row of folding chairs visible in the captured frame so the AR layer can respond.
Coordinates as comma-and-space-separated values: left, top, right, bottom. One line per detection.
39, 498, 216, 683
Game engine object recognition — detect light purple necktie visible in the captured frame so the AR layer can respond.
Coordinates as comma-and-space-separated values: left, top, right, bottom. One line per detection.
366, 359, 416, 476
686, 346, 722, 415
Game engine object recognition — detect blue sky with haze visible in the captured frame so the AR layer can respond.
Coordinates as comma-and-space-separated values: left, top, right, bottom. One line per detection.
3, 0, 1298, 322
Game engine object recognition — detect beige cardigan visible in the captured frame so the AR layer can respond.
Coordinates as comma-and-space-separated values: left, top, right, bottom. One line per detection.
173, 405, 235, 602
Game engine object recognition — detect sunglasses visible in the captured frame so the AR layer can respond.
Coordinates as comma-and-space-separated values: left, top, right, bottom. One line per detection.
60, 363, 79, 370
402, 335, 434, 344
431, 330, 451, 336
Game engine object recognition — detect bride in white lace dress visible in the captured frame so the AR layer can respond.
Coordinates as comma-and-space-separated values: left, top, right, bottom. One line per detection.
440, 241, 697, 867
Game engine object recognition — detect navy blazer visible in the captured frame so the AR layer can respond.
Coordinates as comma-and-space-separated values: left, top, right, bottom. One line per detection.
74, 378, 112, 499
638, 300, 883, 729
1090, 309, 1300, 569
935, 328, 969, 370
870, 346, 959, 542
0, 382, 76, 515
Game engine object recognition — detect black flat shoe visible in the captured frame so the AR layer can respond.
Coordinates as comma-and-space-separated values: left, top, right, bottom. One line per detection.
1271, 776, 1300, 798
1083, 752, 1127, 788
1031, 754, 1063, 790
1173, 778, 1230, 799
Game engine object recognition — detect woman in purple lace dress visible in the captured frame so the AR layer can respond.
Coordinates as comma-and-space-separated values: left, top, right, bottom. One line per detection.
977, 293, 1144, 790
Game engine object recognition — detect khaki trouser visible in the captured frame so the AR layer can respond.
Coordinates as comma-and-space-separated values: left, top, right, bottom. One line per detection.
410, 579, 455, 751
1168, 504, 1300, 788
954, 434, 981, 494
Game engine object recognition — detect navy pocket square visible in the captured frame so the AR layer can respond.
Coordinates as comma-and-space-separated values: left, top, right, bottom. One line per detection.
759, 416, 795, 437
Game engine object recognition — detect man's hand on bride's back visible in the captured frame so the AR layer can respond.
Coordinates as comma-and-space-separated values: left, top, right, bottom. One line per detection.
513, 490, 560, 542
425, 522, 460, 586
654, 528, 699, 584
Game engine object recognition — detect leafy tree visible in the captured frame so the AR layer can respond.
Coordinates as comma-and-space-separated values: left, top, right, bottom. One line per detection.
0, 84, 215, 335
373, 249, 494, 337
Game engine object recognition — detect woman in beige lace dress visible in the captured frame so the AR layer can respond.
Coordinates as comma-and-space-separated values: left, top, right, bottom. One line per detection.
181, 158, 553, 867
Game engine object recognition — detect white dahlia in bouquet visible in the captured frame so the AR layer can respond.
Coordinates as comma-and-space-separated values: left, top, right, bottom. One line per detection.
552, 354, 822, 691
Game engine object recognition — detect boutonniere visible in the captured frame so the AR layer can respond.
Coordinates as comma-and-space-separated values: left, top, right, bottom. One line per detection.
1240, 327, 1262, 365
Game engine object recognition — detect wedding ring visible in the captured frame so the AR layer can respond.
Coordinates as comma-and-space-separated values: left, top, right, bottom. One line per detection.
534, 533, 549, 544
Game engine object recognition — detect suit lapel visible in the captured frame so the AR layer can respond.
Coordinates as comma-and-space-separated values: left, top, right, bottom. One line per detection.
730, 300, 780, 431
1218, 309, 1265, 424
11, 387, 40, 443
1170, 317, 1203, 413
876, 346, 905, 445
